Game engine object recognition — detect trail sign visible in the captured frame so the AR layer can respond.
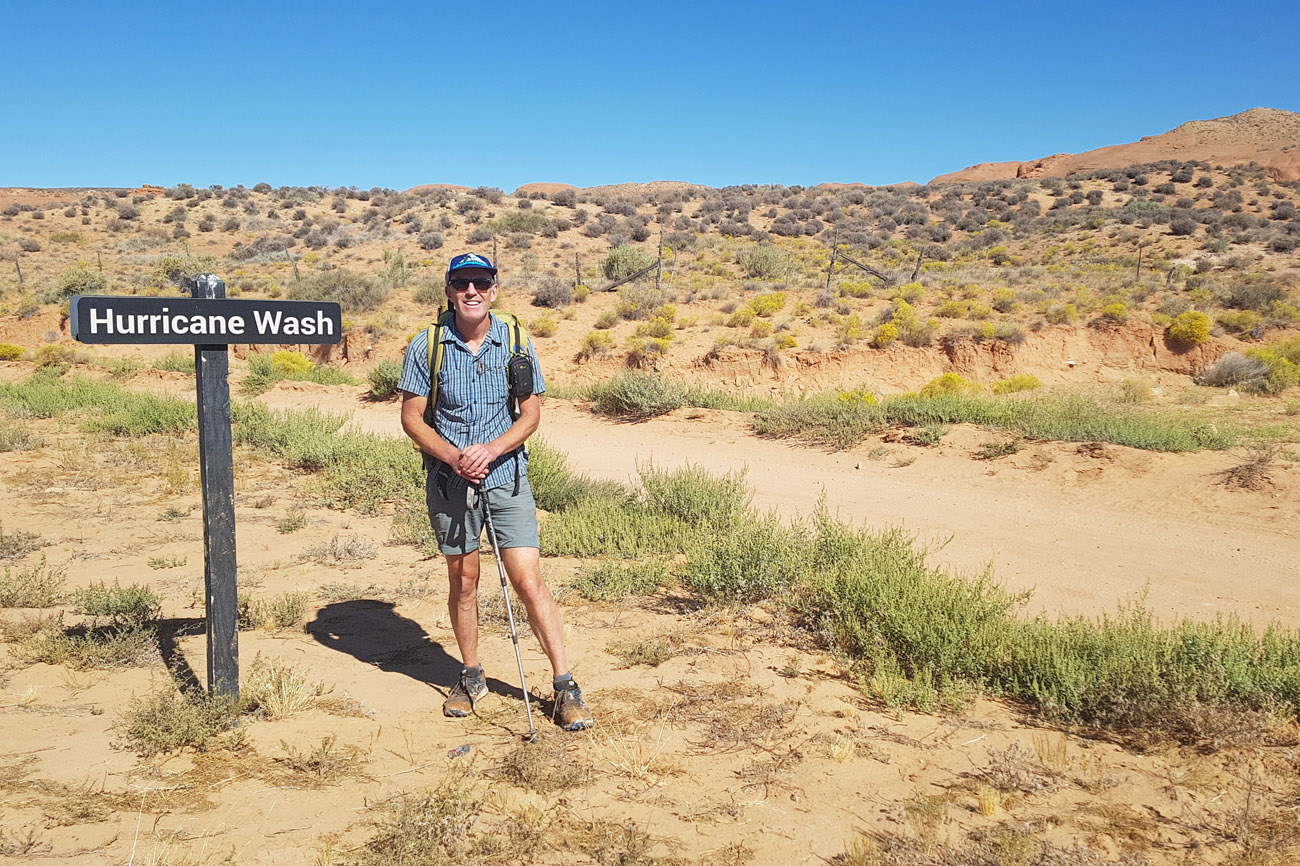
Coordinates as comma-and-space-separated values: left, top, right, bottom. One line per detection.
71, 278, 342, 698
70, 295, 342, 345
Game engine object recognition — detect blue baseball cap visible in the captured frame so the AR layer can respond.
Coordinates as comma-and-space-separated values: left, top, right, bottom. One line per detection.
446, 253, 497, 281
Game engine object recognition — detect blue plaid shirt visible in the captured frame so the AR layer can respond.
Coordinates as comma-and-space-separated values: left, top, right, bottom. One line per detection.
399, 312, 546, 492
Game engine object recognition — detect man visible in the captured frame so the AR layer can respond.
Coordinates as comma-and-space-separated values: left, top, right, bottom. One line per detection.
398, 253, 593, 731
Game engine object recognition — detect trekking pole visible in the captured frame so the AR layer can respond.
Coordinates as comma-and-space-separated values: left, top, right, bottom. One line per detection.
469, 484, 538, 741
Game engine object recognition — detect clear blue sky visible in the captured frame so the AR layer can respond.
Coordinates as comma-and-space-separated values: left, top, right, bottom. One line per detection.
3, 1, 1297, 190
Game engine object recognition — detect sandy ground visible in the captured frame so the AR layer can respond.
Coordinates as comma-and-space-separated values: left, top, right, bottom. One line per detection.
1, 370, 1299, 864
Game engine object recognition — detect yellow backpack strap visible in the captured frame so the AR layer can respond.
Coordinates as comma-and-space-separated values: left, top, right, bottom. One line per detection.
422, 307, 454, 432
492, 310, 529, 356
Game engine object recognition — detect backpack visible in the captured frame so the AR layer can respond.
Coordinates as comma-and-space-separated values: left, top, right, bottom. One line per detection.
421, 307, 533, 478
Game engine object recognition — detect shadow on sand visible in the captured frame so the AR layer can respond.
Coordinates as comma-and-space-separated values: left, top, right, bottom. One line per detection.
306, 600, 526, 704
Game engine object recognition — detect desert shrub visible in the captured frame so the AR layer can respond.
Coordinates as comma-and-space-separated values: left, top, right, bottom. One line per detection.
884, 300, 938, 347
1194, 352, 1273, 392
0, 558, 65, 607
525, 439, 630, 514
71, 582, 161, 627
727, 307, 756, 328
487, 210, 546, 235
0, 343, 24, 361
1116, 377, 1154, 403
153, 352, 196, 374
919, 373, 979, 397
118, 688, 240, 756
593, 310, 618, 329
748, 292, 786, 317
572, 284, 590, 303
991, 288, 1018, 313
1169, 217, 1198, 236
1099, 302, 1129, 323
1216, 309, 1262, 336
757, 392, 1233, 452
871, 323, 898, 348
0, 524, 42, 563
1242, 348, 1300, 393
681, 512, 807, 603
417, 231, 444, 251
540, 498, 692, 557
531, 316, 556, 337
45, 266, 108, 302
575, 330, 615, 361
934, 299, 969, 318
531, 278, 571, 308
638, 463, 752, 528
18, 239, 41, 252
0, 418, 42, 452
802, 514, 1022, 703
1221, 279, 1287, 312
908, 423, 948, 446
615, 283, 666, 320
150, 253, 218, 287
571, 559, 674, 601
367, 359, 402, 399
991, 374, 1041, 395
737, 243, 793, 280
753, 394, 887, 449
231, 403, 422, 511
588, 372, 683, 418
289, 269, 388, 313
1167, 310, 1212, 346
240, 591, 310, 631
634, 317, 673, 339
1045, 303, 1078, 324
602, 245, 655, 282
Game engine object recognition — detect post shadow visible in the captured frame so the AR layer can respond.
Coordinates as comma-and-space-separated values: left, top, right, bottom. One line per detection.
155, 617, 208, 695
306, 600, 525, 702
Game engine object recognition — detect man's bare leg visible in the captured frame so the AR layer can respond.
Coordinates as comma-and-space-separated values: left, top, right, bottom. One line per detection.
499, 546, 567, 677
443, 552, 487, 717
446, 551, 482, 667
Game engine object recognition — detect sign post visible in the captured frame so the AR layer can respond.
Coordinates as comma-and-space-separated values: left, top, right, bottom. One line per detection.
71, 279, 342, 698
192, 275, 239, 698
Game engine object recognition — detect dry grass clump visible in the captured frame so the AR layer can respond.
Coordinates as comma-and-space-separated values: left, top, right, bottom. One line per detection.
0, 557, 65, 607
243, 655, 330, 718
17, 622, 158, 669
0, 826, 48, 857
970, 740, 1060, 796
351, 786, 481, 866
834, 828, 1133, 866
1218, 444, 1279, 490
116, 687, 241, 756
302, 533, 379, 566
660, 679, 797, 750
607, 632, 688, 668
489, 734, 595, 793
239, 590, 310, 630
0, 523, 44, 561
589, 708, 677, 781
274, 735, 369, 786
0, 610, 63, 642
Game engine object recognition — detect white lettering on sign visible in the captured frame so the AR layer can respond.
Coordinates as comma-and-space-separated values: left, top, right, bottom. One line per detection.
252, 309, 334, 337
78, 301, 336, 343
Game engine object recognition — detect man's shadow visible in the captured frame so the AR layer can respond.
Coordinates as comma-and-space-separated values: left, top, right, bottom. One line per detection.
306, 600, 525, 703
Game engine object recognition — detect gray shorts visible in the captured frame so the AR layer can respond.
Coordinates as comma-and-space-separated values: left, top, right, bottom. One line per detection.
425, 475, 540, 555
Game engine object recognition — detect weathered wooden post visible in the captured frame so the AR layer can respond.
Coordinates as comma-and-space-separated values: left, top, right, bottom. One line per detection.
191, 275, 239, 698
70, 279, 341, 699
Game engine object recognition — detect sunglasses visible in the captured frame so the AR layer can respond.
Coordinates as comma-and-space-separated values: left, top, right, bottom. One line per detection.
448, 277, 495, 292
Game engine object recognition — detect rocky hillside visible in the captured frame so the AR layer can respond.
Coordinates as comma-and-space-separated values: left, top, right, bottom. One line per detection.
933, 107, 1300, 184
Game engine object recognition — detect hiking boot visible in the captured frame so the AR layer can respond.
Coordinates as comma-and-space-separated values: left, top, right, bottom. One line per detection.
553, 678, 593, 731
443, 669, 488, 717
